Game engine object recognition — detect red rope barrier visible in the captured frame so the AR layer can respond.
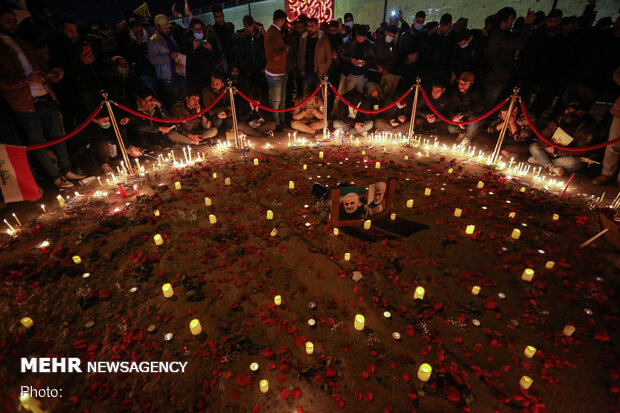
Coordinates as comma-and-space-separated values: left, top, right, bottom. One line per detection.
420, 88, 508, 126
519, 100, 620, 152
114, 90, 227, 123
329, 85, 413, 114
236, 83, 323, 113
26, 104, 104, 151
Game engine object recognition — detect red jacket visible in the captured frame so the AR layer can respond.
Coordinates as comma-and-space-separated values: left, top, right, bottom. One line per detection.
264, 24, 287, 75
0, 36, 57, 113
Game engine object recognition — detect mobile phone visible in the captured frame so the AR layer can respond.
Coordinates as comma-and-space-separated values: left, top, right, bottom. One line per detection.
198, 39, 208, 45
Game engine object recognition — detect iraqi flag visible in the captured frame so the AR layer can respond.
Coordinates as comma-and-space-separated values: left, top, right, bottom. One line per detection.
0, 144, 39, 203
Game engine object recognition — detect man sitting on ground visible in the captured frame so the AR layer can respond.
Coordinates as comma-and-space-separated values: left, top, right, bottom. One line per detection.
236, 90, 276, 139
333, 82, 380, 136
202, 71, 232, 137
416, 81, 448, 132
172, 90, 218, 144
446, 71, 484, 146
528, 102, 596, 176
291, 93, 324, 137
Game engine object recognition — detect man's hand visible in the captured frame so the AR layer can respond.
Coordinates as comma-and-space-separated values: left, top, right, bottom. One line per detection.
188, 133, 201, 142
389, 119, 399, 127
426, 114, 435, 123
119, 117, 129, 125
24, 72, 45, 84
50, 68, 64, 82
159, 126, 172, 134
544, 146, 555, 154
80, 49, 95, 65
354, 122, 364, 133
398, 115, 407, 123
332, 51, 338, 59
524, 9, 536, 25
351, 58, 358, 66
377, 66, 384, 74
170, 51, 179, 59
407, 52, 418, 63
203, 42, 213, 51
217, 111, 227, 119
203, 119, 211, 128
452, 114, 463, 123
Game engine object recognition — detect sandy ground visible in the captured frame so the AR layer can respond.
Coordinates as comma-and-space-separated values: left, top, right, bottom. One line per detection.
0, 132, 619, 413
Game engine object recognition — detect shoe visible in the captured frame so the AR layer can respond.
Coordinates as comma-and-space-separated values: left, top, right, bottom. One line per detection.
126, 146, 143, 157
266, 130, 275, 140
101, 164, 114, 175
527, 156, 539, 165
461, 137, 471, 146
54, 176, 74, 188
549, 165, 565, 177
592, 175, 613, 185
456, 133, 465, 142
65, 171, 86, 180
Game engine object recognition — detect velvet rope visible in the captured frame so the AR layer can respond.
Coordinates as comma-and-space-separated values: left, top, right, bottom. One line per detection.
236, 83, 323, 113
114, 90, 227, 123
519, 100, 620, 152
329, 85, 413, 114
420, 88, 509, 126
26, 104, 104, 151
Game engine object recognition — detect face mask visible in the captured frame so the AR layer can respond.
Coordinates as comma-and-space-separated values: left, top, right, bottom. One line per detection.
385, 35, 393, 43
414, 23, 424, 31
343, 36, 349, 43
100, 122, 111, 129
345, 21, 354, 28
194, 32, 204, 39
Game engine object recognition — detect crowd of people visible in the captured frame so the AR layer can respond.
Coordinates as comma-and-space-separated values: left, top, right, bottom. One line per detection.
0, 0, 619, 195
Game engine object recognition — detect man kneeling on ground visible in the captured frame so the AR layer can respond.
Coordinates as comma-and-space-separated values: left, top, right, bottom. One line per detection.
172, 90, 218, 144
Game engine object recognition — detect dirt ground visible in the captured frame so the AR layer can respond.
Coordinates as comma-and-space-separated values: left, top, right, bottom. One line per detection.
1, 133, 619, 413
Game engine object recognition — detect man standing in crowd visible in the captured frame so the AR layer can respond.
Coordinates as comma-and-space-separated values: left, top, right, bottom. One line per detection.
209, 5, 236, 73
124, 22, 159, 97
182, 19, 214, 91
374, 24, 399, 95
148, 14, 185, 109
427, 13, 455, 85
340, 25, 375, 94
237, 15, 266, 99
592, 66, 620, 188
297, 17, 332, 96
264, 9, 289, 130
0, 6, 83, 188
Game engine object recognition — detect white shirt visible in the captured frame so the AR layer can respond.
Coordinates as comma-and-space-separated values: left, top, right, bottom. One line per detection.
0, 34, 47, 97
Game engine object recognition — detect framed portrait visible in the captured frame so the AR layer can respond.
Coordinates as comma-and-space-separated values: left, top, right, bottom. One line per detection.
330, 179, 396, 227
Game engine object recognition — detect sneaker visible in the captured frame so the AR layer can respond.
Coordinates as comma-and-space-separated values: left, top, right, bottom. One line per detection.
592, 174, 614, 185
527, 156, 539, 165
549, 165, 565, 177
54, 175, 74, 188
65, 171, 86, 180
101, 164, 114, 175
461, 137, 472, 146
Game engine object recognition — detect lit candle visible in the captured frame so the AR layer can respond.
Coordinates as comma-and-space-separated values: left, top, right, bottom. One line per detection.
375, 162, 381, 169
552, 214, 559, 221
404, 155, 409, 160
417, 363, 432, 382
509, 212, 516, 219
154, 234, 163, 245
56, 194, 65, 207
154, 209, 160, 217
465, 225, 475, 234
477, 181, 484, 189
266, 210, 274, 220
319, 151, 324, 159
406, 199, 413, 208
523, 345, 536, 358
361, 150, 366, 155
545, 261, 555, 270
11, 212, 21, 226
424, 188, 431, 196
225, 177, 231, 185
562, 325, 576, 336
253, 158, 259, 165
209, 214, 217, 224
344, 252, 351, 261
20, 317, 33, 328
390, 213, 396, 221
471, 285, 481, 295
303, 164, 307, 170
259, 379, 269, 393
19, 394, 44, 413
448, 168, 453, 173
363, 220, 371, 230
519, 376, 533, 390
41, 204, 47, 214
204, 197, 212, 206
97, 176, 102, 186
274, 295, 282, 306
305, 341, 314, 355
212, 172, 217, 179
454, 208, 462, 217
354, 314, 365, 330
511, 228, 521, 240
162, 283, 174, 298
175, 181, 181, 190
72, 256, 81, 264
383, 311, 391, 319
333, 228, 339, 236
250, 362, 259, 372
189, 319, 202, 335
520, 186, 526, 192
288, 181, 294, 189
521, 268, 534, 282
270, 229, 278, 237
414, 286, 425, 300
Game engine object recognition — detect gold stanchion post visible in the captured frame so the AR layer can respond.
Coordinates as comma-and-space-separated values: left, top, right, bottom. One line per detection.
407, 77, 421, 145
101, 91, 133, 174
490, 87, 520, 165
322, 75, 329, 139
227, 81, 241, 150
